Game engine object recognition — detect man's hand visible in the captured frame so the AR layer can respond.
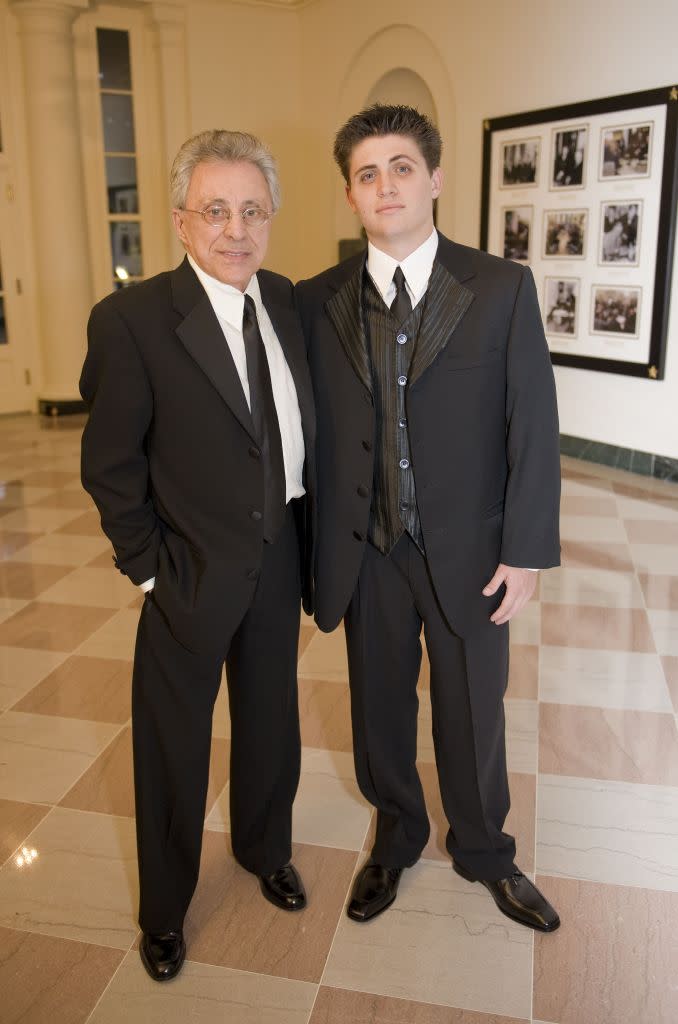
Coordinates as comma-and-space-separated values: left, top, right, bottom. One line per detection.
482, 564, 537, 625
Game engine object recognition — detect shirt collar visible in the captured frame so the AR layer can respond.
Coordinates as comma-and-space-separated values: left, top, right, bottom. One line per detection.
366, 228, 439, 306
187, 253, 261, 329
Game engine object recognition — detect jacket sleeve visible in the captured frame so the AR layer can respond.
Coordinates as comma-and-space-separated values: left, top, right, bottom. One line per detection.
80, 300, 161, 584
500, 265, 561, 569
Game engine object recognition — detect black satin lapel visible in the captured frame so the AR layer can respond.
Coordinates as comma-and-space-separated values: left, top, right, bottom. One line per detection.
325, 266, 372, 395
175, 293, 256, 441
409, 261, 475, 386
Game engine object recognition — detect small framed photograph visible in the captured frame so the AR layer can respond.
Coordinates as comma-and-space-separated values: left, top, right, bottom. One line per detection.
544, 277, 580, 338
500, 138, 540, 188
543, 209, 587, 258
591, 285, 641, 338
502, 205, 532, 262
599, 201, 642, 265
551, 126, 587, 189
600, 122, 652, 179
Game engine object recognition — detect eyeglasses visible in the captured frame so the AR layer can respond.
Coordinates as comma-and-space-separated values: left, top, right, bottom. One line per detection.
181, 204, 273, 228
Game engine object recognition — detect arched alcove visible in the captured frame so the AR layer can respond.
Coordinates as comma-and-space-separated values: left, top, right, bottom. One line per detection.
333, 25, 454, 247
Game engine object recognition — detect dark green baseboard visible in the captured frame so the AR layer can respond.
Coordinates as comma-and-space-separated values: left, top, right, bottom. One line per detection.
560, 434, 678, 482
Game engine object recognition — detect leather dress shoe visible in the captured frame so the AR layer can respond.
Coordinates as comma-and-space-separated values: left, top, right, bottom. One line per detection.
454, 861, 560, 932
139, 930, 186, 981
259, 863, 306, 911
347, 862, 403, 922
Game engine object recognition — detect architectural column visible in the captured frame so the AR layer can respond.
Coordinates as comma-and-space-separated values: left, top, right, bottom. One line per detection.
147, 0, 189, 265
10, 0, 93, 411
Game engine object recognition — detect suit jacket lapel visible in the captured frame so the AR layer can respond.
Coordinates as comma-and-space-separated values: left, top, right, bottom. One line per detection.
409, 258, 475, 387
171, 258, 257, 442
324, 257, 373, 395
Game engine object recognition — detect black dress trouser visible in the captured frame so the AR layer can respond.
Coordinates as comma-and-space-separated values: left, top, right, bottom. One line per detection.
131, 507, 301, 933
344, 533, 517, 881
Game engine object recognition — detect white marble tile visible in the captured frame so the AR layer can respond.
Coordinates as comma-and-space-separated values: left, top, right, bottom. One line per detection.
89, 953, 317, 1024
505, 698, 538, 774
0, 645, 68, 710
38, 566, 137, 609
559, 515, 627, 543
323, 856, 532, 1018
0, 596, 28, 625
0, 806, 138, 948
297, 625, 348, 682
537, 774, 678, 892
509, 600, 540, 646
76, 608, 141, 660
0, 711, 121, 802
539, 567, 644, 608
647, 610, 678, 656
629, 543, 678, 575
9, 532, 110, 566
539, 646, 672, 712
616, 495, 678, 520
207, 747, 372, 852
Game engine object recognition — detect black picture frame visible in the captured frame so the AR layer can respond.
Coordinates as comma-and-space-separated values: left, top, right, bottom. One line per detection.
480, 85, 678, 379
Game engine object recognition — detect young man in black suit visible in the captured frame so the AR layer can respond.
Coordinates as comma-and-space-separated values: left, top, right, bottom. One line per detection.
296, 105, 561, 932
81, 130, 315, 981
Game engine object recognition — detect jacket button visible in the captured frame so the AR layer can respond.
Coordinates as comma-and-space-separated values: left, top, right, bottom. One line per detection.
249, 446, 261, 458
362, 440, 372, 452
353, 530, 365, 541
357, 485, 369, 497
247, 568, 260, 581
250, 510, 262, 521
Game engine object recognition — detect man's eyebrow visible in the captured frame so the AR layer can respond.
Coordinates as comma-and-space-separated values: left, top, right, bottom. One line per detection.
352, 154, 418, 177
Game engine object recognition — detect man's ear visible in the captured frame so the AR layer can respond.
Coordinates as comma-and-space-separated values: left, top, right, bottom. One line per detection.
431, 167, 443, 200
171, 209, 188, 244
345, 183, 358, 214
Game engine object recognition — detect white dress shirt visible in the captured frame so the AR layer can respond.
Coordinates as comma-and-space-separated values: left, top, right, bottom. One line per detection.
139, 257, 305, 593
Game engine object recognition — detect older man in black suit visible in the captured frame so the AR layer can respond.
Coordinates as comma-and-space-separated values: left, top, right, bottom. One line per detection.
81, 130, 315, 981
296, 105, 561, 932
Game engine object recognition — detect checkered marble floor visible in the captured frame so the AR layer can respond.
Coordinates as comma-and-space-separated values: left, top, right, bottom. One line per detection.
0, 412, 677, 1024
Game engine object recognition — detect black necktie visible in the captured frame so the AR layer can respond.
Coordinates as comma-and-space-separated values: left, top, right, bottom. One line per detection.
242, 295, 286, 542
390, 266, 412, 325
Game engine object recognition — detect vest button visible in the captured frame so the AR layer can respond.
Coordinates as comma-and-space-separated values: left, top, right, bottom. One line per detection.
249, 446, 261, 459
400, 500, 409, 511
397, 333, 408, 345
399, 458, 410, 469
357, 485, 369, 497
353, 530, 365, 541
398, 418, 407, 428
362, 440, 372, 451
397, 375, 407, 386
250, 510, 262, 521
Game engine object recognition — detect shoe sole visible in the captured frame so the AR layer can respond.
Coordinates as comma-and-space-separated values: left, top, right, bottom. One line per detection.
453, 862, 560, 933
139, 941, 186, 982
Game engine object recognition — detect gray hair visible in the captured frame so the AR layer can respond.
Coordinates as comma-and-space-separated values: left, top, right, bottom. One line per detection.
170, 129, 281, 212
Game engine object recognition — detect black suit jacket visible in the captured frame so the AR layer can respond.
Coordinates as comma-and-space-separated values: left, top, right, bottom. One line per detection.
296, 232, 560, 636
81, 257, 315, 653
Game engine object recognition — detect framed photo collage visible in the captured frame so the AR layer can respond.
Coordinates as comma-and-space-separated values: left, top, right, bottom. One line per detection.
481, 86, 678, 378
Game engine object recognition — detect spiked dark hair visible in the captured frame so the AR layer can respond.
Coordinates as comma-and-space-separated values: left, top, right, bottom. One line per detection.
333, 103, 442, 184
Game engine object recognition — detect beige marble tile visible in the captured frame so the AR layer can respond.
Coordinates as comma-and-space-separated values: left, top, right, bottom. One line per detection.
505, 699, 538, 775
297, 626, 349, 682
612, 477, 678, 502
309, 986, 528, 1024
0, 711, 121, 802
0, 601, 117, 652
32, 488, 94, 511
560, 540, 634, 573
0, 645, 67, 710
539, 703, 678, 786
323, 856, 532, 1019
211, 670, 231, 738
0, 925, 124, 1024
629, 542, 678, 575
89, 952, 317, 1024
558, 514, 627, 543
186, 834, 357, 982
507, 599, 540, 645
559, 475, 614, 497
624, 518, 678, 544
539, 567, 644, 608
76, 608, 141, 660
647, 609, 678, 656
506, 644, 538, 700
0, 806, 138, 948
0, 506, 85, 533
0, 561, 75, 600
298, 677, 353, 752
0, 799, 50, 865
615, 493, 678, 520
86, 548, 117, 569
13, 655, 132, 722
533, 875, 678, 1024
37, 566, 137, 609
8, 532, 111, 566
638, 572, 678, 610
56, 510, 104, 536
541, 602, 655, 652
537, 774, 678, 892
298, 623, 317, 658
0, 483, 56, 508
0, 595, 28, 626
538, 646, 672, 712
559, 494, 618, 517
0, 530, 41, 559
18, 470, 80, 488
661, 655, 678, 713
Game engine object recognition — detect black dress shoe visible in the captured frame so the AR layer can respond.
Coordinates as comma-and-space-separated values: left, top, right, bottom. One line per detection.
259, 863, 306, 911
139, 930, 186, 981
453, 861, 560, 932
347, 862, 403, 922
